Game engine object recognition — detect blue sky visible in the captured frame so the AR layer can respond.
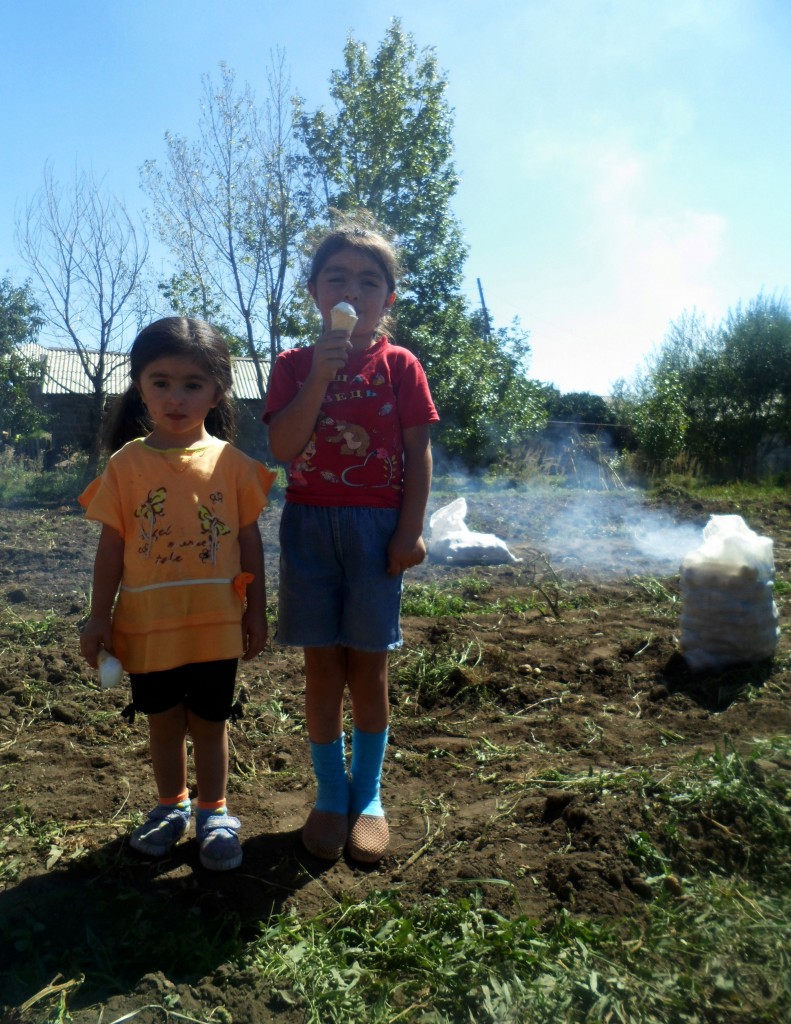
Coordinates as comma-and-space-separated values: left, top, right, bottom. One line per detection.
1, 0, 789, 394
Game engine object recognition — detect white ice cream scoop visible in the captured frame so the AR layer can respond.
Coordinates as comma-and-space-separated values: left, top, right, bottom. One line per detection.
330, 302, 358, 332
97, 648, 124, 689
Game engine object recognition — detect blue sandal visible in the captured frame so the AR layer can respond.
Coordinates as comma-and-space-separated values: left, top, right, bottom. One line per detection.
197, 813, 243, 871
129, 804, 191, 857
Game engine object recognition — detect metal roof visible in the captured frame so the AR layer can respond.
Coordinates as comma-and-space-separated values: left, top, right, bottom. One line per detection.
19, 343, 267, 401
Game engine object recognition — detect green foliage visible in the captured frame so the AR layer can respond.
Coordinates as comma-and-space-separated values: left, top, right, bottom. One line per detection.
665, 737, 791, 885
545, 388, 615, 426
0, 447, 89, 505
297, 19, 466, 322
412, 310, 547, 465
245, 878, 790, 1024
393, 639, 483, 708
238, 732, 791, 1023
693, 294, 791, 476
632, 369, 690, 465
0, 277, 45, 442
622, 293, 791, 479
401, 581, 472, 617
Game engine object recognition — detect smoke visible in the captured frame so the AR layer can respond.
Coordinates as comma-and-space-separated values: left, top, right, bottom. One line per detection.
540, 493, 703, 576
430, 457, 704, 577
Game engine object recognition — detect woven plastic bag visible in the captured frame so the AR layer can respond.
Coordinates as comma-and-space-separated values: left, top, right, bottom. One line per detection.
680, 514, 779, 672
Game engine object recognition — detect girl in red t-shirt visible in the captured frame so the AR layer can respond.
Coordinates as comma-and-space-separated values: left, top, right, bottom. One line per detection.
264, 224, 438, 862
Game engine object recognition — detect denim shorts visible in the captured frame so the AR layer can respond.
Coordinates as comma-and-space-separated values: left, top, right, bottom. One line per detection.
130, 659, 238, 721
277, 503, 403, 651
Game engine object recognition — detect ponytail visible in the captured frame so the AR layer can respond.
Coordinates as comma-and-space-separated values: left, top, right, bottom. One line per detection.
102, 387, 150, 453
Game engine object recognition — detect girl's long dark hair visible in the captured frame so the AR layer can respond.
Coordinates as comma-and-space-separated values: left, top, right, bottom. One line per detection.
103, 317, 236, 453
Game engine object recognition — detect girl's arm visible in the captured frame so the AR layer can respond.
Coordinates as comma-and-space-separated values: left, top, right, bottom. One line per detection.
80, 524, 124, 667
268, 331, 351, 462
387, 424, 433, 576
239, 521, 267, 660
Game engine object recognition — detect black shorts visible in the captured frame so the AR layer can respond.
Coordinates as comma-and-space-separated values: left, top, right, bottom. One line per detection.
130, 659, 238, 722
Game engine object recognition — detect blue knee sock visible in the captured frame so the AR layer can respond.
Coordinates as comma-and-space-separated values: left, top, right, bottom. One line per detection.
310, 733, 350, 814
350, 726, 388, 816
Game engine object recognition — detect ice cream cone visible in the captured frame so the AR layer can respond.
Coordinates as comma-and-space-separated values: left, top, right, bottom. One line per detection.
330, 302, 358, 333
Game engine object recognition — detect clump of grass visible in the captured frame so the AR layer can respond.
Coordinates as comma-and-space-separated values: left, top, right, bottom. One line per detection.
662, 736, 791, 885
630, 574, 679, 603
401, 581, 473, 617
0, 605, 65, 648
392, 641, 483, 709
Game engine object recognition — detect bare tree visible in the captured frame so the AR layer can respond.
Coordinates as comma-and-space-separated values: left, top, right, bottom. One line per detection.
142, 57, 313, 400
16, 164, 149, 472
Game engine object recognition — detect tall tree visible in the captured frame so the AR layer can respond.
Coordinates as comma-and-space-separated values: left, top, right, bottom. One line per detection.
142, 57, 313, 396
296, 19, 467, 334
0, 277, 45, 443
16, 166, 149, 472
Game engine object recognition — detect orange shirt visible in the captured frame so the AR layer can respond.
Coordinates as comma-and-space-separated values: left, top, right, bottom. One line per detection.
79, 438, 276, 673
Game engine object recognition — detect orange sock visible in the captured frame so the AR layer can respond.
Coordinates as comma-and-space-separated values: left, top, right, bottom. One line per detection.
197, 798, 227, 817
159, 790, 190, 808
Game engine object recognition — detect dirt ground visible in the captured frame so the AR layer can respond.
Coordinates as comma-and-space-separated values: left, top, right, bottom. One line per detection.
0, 484, 789, 1022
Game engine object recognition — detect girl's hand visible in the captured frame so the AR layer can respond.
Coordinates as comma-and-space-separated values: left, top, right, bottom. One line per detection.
80, 616, 114, 668
387, 531, 427, 577
242, 608, 268, 661
309, 329, 353, 384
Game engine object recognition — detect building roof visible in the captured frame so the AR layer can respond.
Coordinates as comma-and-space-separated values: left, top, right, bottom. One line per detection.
19, 343, 267, 401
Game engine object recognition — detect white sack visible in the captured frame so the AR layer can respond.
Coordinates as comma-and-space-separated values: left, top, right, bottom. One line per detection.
428, 497, 520, 565
680, 514, 779, 672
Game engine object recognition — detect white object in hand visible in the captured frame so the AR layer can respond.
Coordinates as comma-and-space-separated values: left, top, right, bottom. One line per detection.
330, 302, 358, 332
97, 648, 124, 689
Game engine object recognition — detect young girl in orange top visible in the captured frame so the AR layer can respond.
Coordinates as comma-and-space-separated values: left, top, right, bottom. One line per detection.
80, 317, 275, 871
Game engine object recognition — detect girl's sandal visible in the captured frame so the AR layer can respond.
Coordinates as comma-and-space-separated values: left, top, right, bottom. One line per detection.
197, 814, 243, 871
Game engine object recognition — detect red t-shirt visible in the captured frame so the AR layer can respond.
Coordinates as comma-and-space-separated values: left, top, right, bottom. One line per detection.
264, 337, 439, 509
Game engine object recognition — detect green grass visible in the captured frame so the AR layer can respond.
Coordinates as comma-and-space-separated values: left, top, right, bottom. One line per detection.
629, 574, 679, 603
401, 581, 474, 617
237, 734, 791, 1024
9, 712, 790, 1024
14, 725, 791, 1021
242, 877, 789, 1024
0, 448, 90, 505
0, 605, 65, 648
402, 562, 574, 621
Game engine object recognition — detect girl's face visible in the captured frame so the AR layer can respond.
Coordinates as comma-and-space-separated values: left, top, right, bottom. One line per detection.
137, 355, 220, 448
309, 247, 395, 348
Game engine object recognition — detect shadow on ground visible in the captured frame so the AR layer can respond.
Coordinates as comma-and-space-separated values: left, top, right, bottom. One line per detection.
1, 826, 323, 1011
